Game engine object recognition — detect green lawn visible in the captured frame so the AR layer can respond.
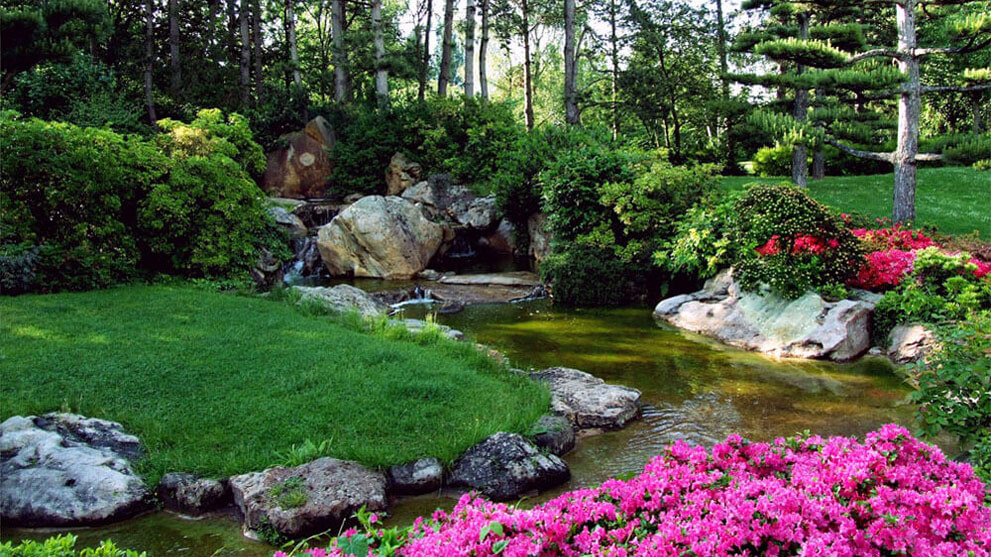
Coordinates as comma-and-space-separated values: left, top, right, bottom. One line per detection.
0, 286, 548, 484
721, 167, 991, 237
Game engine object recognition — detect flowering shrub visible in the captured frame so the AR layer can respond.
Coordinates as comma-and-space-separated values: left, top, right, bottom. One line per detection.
851, 225, 936, 252
847, 249, 916, 291
286, 426, 991, 557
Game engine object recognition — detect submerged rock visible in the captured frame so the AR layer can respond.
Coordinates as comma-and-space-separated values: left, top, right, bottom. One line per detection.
158, 473, 231, 515
653, 269, 874, 362
317, 196, 443, 279
230, 457, 387, 540
387, 458, 444, 495
293, 284, 389, 317
447, 433, 569, 501
0, 414, 151, 527
530, 368, 642, 431
887, 323, 938, 365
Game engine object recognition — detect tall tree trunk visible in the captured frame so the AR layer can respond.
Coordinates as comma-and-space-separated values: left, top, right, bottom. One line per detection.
479, 0, 489, 100
252, 0, 263, 106
715, 0, 731, 164
144, 0, 157, 124
465, 0, 476, 96
169, 0, 181, 97
286, 0, 302, 88
893, 0, 919, 223
564, 0, 579, 125
609, 0, 619, 139
812, 141, 825, 179
972, 95, 984, 134
522, 0, 534, 130
791, 14, 809, 188
331, 0, 350, 101
372, 0, 388, 105
418, 0, 432, 100
437, 0, 455, 96
239, 0, 251, 106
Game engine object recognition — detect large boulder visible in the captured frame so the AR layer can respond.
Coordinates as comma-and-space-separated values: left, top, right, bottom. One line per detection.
261, 117, 335, 199
447, 433, 569, 501
385, 152, 422, 196
402, 175, 498, 231
157, 473, 231, 516
480, 219, 517, 255
530, 415, 576, 456
230, 457, 387, 540
316, 196, 443, 279
527, 213, 552, 263
293, 284, 389, 317
530, 368, 642, 431
887, 323, 938, 365
0, 414, 151, 527
653, 269, 874, 362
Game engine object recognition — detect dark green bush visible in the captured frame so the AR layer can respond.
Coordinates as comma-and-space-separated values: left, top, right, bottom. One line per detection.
539, 238, 651, 307
731, 183, 866, 299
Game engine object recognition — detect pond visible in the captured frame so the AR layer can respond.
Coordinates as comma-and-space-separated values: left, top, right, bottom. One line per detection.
2, 294, 936, 555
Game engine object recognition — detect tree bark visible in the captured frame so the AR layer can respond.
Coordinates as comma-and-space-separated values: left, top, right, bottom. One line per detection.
812, 142, 825, 179
372, 0, 388, 105
791, 14, 809, 188
286, 0, 302, 89
715, 0, 731, 164
893, 0, 919, 224
169, 0, 181, 97
564, 0, 579, 125
609, 0, 619, 139
332, 0, 350, 101
418, 0, 432, 100
144, 0, 157, 125
252, 0, 263, 106
522, 0, 534, 130
438, 0, 455, 96
465, 0, 476, 96
479, 0, 489, 100
239, 0, 251, 106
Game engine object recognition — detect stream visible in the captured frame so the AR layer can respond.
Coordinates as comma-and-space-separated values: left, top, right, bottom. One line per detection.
2, 285, 938, 555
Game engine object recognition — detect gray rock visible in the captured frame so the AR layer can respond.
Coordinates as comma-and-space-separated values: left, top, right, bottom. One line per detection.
293, 284, 389, 317
267, 207, 308, 238
530, 368, 642, 430
447, 433, 569, 501
230, 457, 387, 540
480, 219, 517, 255
158, 473, 230, 515
887, 323, 938, 365
395, 318, 465, 341
653, 269, 874, 362
438, 272, 541, 288
0, 414, 150, 527
317, 196, 443, 279
385, 152, 422, 196
530, 415, 575, 456
387, 458, 443, 495
402, 175, 497, 231
452, 196, 498, 230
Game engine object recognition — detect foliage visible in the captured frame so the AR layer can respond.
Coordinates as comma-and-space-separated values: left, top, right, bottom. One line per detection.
539, 238, 648, 307
731, 184, 865, 298
298, 426, 991, 556
971, 430, 991, 487
751, 144, 796, 177
156, 109, 266, 177
0, 534, 145, 557
0, 286, 549, 484
654, 192, 742, 280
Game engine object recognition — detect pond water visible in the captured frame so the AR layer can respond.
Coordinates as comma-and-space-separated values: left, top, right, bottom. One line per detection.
2, 292, 939, 555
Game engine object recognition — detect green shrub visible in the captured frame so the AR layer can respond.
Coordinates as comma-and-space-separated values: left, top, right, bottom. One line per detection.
974, 158, 991, 171
156, 108, 266, 178
751, 144, 794, 177
539, 237, 650, 306
654, 192, 742, 280
971, 430, 991, 488
0, 534, 145, 557
731, 183, 866, 299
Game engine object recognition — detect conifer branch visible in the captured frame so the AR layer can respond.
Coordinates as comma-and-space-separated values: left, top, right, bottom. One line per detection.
849, 48, 906, 63
823, 137, 893, 162
920, 83, 991, 94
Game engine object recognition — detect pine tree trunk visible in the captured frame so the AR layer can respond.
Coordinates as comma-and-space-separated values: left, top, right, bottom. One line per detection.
145, 0, 157, 124
332, 0, 349, 102
715, 0, 731, 166
169, 0, 181, 97
418, 0, 432, 100
609, 0, 618, 140
286, 0, 302, 88
437, 0, 455, 96
893, 0, 919, 224
465, 0, 475, 96
239, 0, 251, 106
564, 0, 579, 125
973, 97, 984, 134
812, 142, 825, 179
791, 14, 809, 188
522, 0, 534, 130
372, 0, 388, 105
252, 0, 263, 106
479, 0, 489, 100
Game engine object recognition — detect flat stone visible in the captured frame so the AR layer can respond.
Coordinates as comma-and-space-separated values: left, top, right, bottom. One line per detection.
439, 272, 540, 287
447, 433, 569, 501
387, 458, 443, 495
530, 368, 642, 430
158, 473, 230, 515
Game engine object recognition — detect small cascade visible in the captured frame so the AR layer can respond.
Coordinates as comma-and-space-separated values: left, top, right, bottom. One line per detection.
389, 284, 439, 310
283, 236, 325, 284
441, 235, 477, 259
509, 284, 550, 303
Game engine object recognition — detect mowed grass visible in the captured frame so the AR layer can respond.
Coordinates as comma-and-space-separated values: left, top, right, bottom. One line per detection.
721, 167, 991, 237
0, 286, 549, 484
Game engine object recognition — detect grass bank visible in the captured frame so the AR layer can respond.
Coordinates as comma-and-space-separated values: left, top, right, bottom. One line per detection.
721, 167, 990, 237
0, 286, 549, 484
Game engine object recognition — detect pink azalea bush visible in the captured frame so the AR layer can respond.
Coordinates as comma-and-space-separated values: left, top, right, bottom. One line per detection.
281, 426, 991, 557
847, 249, 917, 291
850, 224, 936, 252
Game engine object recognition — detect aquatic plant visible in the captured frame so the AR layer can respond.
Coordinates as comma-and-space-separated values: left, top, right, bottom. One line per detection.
282, 425, 991, 556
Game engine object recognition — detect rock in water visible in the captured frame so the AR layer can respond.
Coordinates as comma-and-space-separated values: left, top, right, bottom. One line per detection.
0, 414, 150, 527
653, 269, 874, 362
530, 415, 576, 456
447, 433, 569, 501
387, 458, 444, 495
292, 284, 389, 317
158, 473, 231, 515
317, 196, 443, 279
230, 457, 387, 540
267, 206, 308, 238
530, 368, 642, 430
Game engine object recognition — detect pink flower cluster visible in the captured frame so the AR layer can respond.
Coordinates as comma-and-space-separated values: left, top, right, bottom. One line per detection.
972, 258, 991, 279
755, 234, 839, 257
290, 426, 991, 557
850, 224, 936, 251
847, 249, 916, 291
